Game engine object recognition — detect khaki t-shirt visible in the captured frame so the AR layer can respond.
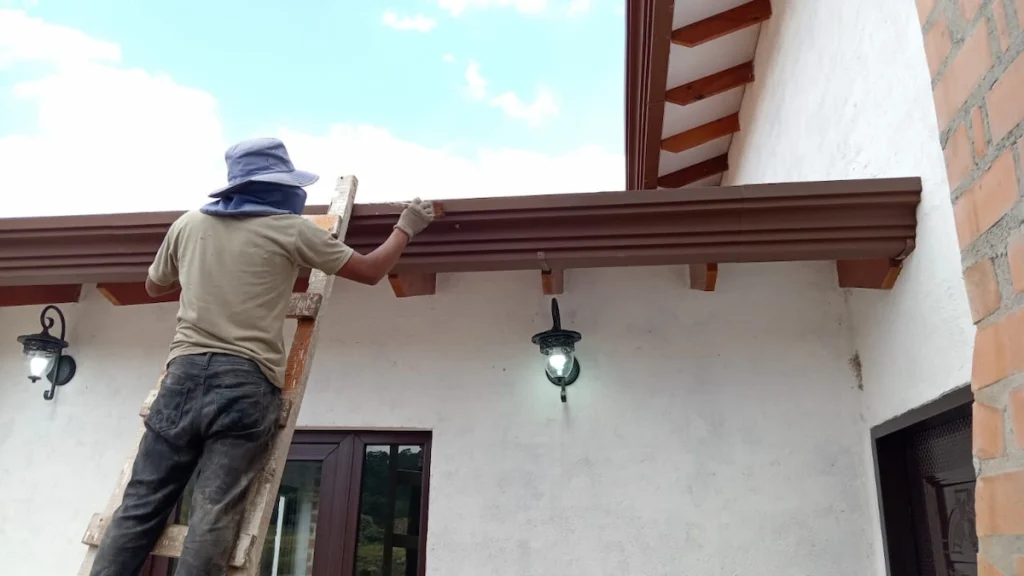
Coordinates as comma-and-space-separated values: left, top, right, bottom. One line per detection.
148, 210, 353, 388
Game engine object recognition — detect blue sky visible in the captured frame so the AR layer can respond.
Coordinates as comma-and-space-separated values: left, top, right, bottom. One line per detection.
0, 1, 627, 215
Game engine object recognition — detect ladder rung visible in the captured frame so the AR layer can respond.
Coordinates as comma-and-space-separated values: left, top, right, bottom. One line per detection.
82, 514, 254, 567
286, 292, 322, 320
141, 392, 292, 427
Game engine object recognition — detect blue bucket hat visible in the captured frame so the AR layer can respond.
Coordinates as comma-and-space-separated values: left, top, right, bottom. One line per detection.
210, 137, 319, 198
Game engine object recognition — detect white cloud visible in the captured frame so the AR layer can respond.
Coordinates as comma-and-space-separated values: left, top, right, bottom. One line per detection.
463, 60, 559, 127
442, 53, 456, 63
0, 10, 622, 217
381, 10, 437, 32
436, 0, 547, 17
464, 60, 488, 100
567, 0, 591, 16
489, 88, 559, 128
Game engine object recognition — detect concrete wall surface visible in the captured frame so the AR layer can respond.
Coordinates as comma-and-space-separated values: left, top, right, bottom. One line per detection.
0, 265, 875, 575
723, 0, 977, 573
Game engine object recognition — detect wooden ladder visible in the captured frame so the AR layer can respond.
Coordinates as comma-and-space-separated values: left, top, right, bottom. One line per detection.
78, 175, 358, 576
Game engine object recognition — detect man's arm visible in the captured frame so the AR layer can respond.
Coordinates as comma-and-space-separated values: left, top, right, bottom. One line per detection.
145, 277, 179, 297
335, 198, 435, 285
147, 219, 181, 297
335, 229, 410, 286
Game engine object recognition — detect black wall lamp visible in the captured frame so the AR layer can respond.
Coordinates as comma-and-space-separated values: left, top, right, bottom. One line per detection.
16, 305, 76, 400
531, 298, 582, 403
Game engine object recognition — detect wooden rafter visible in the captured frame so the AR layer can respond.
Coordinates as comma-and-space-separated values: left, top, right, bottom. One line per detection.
0, 284, 82, 307
388, 273, 437, 298
671, 0, 773, 47
541, 269, 564, 295
657, 154, 729, 188
690, 263, 718, 291
665, 62, 754, 107
837, 259, 903, 290
661, 113, 741, 154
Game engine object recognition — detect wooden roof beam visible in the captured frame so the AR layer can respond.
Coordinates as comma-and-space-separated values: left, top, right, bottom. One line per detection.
388, 273, 437, 298
672, 0, 773, 48
666, 62, 754, 107
541, 269, 564, 295
0, 284, 82, 307
657, 154, 729, 188
837, 258, 903, 290
661, 113, 740, 154
690, 263, 718, 291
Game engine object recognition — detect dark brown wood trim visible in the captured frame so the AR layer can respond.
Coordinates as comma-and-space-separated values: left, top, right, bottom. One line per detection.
665, 62, 755, 107
661, 113, 741, 154
0, 178, 924, 286
870, 385, 973, 440
671, 0, 772, 47
625, 0, 675, 190
0, 284, 82, 307
657, 154, 729, 188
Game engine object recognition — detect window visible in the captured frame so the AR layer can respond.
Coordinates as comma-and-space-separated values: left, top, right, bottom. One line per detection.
145, 431, 431, 576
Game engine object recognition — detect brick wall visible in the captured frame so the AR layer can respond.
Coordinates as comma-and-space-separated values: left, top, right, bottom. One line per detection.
917, 0, 1024, 572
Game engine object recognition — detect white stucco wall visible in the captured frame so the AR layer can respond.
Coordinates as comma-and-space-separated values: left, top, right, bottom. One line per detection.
723, 1, 975, 573
0, 264, 876, 575
724, 0, 974, 425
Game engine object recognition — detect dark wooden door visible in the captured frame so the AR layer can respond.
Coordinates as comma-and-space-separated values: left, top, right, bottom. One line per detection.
905, 412, 978, 576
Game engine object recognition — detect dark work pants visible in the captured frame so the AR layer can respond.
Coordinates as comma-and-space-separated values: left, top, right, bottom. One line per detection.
91, 353, 281, 576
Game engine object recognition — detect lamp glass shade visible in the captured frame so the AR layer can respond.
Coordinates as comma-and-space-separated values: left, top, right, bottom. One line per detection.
545, 347, 575, 380
25, 349, 55, 380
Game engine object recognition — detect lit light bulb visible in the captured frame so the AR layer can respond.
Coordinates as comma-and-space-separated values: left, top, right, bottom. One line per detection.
545, 348, 574, 380
26, 351, 54, 381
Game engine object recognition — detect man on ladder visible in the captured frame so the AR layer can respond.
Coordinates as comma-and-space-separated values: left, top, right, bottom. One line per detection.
89, 137, 434, 575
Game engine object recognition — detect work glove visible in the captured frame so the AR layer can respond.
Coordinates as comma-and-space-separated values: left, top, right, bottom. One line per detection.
395, 198, 435, 239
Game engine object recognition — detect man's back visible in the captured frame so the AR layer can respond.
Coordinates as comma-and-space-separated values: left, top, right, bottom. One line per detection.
149, 210, 352, 388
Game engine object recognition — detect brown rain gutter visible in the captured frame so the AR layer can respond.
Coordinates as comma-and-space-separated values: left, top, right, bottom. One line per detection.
0, 178, 921, 288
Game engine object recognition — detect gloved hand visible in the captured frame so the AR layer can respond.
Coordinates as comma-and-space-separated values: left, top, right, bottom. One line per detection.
394, 198, 435, 239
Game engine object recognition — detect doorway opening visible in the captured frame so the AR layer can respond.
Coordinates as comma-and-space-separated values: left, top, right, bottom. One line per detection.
872, 386, 976, 576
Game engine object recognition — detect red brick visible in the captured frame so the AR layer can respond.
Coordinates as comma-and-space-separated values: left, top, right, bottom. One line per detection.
993, 0, 1012, 52
925, 16, 953, 77
1016, 555, 1024, 576
965, 259, 1001, 321
1010, 233, 1024, 293
974, 401, 1006, 458
962, 0, 985, 21
946, 122, 975, 190
973, 308, 1024, 390
953, 150, 1018, 248
935, 26, 994, 130
981, 556, 1007, 576
1011, 387, 1024, 449
972, 106, 988, 159
987, 53, 1024, 144
917, 0, 937, 25
977, 469, 1024, 535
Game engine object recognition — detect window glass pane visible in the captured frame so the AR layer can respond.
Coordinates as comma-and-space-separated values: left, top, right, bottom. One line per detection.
354, 445, 424, 576
171, 461, 322, 576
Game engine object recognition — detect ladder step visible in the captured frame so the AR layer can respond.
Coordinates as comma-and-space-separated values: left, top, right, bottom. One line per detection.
141, 392, 292, 427
82, 513, 254, 567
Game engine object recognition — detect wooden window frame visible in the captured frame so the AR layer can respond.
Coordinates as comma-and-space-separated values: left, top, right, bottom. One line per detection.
145, 429, 432, 576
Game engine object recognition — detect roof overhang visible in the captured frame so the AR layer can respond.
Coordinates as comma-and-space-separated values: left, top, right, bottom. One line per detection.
0, 178, 921, 305
626, 0, 773, 190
